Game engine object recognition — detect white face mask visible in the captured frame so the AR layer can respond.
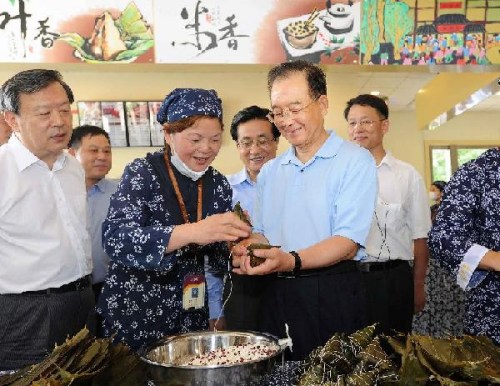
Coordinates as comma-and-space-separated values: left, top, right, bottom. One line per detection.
429, 191, 438, 202
169, 136, 209, 181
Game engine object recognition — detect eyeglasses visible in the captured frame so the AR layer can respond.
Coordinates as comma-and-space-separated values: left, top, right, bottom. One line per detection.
267, 98, 318, 124
237, 137, 275, 150
347, 119, 386, 129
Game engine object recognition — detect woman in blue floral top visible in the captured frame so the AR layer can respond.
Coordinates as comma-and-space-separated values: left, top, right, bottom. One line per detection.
428, 148, 500, 345
97, 88, 251, 350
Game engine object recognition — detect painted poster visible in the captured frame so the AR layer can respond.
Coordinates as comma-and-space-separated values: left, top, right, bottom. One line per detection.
125, 101, 151, 146
277, 1, 361, 64
154, 0, 360, 64
360, 0, 499, 65
0, 0, 154, 63
148, 101, 165, 147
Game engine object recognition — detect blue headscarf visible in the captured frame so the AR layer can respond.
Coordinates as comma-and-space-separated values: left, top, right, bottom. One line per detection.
157, 88, 222, 124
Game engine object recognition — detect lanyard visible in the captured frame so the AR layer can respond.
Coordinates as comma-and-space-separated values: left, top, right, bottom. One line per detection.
163, 151, 203, 223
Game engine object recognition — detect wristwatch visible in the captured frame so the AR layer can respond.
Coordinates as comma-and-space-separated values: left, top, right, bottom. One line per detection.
289, 251, 302, 276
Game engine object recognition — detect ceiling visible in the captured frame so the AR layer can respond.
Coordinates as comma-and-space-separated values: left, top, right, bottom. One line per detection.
327, 70, 436, 112
1, 62, 497, 116
468, 90, 500, 112
324, 68, 500, 113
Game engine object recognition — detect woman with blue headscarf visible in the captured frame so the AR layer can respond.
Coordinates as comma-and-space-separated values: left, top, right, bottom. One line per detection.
97, 88, 251, 350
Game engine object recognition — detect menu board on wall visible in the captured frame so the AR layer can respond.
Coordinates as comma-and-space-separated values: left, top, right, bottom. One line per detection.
148, 101, 165, 147
77, 101, 102, 127
101, 102, 128, 147
125, 101, 151, 146
78, 101, 128, 147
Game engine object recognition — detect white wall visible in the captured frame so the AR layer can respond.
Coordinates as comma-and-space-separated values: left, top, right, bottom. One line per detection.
1, 64, 497, 185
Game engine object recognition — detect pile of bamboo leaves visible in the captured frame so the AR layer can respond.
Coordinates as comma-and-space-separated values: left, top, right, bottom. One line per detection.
297, 324, 500, 386
388, 334, 500, 385
298, 325, 400, 385
0, 328, 147, 386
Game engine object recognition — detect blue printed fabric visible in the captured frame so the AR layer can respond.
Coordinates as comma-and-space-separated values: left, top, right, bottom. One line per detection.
157, 88, 222, 124
428, 148, 500, 345
97, 150, 231, 350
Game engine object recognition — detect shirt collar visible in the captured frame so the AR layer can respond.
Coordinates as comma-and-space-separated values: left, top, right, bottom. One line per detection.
231, 168, 255, 186
87, 177, 118, 196
10, 133, 66, 172
89, 178, 107, 194
280, 130, 342, 166
378, 151, 395, 169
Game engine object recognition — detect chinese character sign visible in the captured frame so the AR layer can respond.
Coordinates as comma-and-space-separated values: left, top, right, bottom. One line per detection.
0, 0, 154, 63
155, 0, 273, 63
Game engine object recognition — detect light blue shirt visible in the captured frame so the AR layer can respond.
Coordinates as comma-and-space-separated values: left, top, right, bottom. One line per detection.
227, 168, 257, 220
88, 178, 118, 283
254, 131, 377, 259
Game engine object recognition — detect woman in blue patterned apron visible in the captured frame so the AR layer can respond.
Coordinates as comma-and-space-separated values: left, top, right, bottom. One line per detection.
428, 149, 500, 345
413, 180, 466, 337
97, 88, 251, 350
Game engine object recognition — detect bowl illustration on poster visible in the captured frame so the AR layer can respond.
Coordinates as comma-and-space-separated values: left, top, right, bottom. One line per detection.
57, 2, 153, 63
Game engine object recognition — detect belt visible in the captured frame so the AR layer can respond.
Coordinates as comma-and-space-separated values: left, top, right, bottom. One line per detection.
277, 260, 358, 278
22, 275, 92, 295
357, 260, 408, 273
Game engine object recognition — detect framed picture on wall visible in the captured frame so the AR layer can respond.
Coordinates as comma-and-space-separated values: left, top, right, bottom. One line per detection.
77, 101, 102, 127
148, 101, 165, 147
125, 101, 152, 146
78, 101, 128, 147
71, 105, 80, 129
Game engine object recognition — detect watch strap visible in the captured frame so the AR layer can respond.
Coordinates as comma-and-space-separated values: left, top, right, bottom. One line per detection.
289, 251, 302, 275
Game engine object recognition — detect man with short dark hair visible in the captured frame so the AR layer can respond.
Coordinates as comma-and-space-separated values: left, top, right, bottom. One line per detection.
0, 69, 94, 370
68, 125, 118, 330
207, 106, 280, 330
345, 94, 431, 335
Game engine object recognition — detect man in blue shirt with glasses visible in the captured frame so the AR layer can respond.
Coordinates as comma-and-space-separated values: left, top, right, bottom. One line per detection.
232, 61, 377, 360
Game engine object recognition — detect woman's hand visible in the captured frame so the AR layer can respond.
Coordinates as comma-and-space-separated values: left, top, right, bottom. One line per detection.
193, 212, 252, 245
167, 212, 251, 252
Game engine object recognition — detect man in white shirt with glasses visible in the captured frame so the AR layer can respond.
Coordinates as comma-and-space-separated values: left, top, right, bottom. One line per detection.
0, 69, 94, 370
345, 93, 431, 335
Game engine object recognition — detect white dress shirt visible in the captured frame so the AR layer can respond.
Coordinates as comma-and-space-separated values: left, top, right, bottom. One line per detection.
364, 152, 431, 262
0, 135, 92, 293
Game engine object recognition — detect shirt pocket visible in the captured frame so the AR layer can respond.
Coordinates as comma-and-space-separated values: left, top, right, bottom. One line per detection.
375, 201, 404, 233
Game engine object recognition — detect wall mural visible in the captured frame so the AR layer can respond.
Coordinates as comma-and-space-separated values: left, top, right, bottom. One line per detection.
0, 0, 499, 65
360, 0, 500, 65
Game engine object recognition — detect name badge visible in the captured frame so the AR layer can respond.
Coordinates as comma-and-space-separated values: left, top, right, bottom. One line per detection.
182, 274, 206, 311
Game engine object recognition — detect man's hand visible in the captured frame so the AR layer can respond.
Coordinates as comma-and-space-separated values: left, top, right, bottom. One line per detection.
414, 281, 426, 313
231, 234, 267, 270
234, 247, 294, 275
